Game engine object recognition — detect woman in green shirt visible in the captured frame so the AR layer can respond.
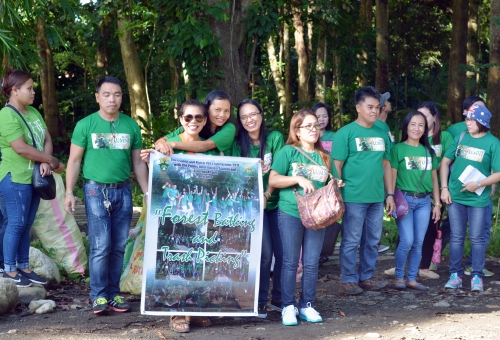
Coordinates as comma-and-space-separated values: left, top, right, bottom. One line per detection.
155, 90, 237, 154
229, 98, 285, 318
312, 102, 335, 155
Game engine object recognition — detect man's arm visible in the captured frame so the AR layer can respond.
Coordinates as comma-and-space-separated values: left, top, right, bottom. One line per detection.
132, 149, 149, 195
334, 160, 344, 180
383, 159, 395, 214
63, 144, 85, 214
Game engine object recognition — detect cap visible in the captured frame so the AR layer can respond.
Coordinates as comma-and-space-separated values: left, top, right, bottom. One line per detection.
380, 92, 391, 105
464, 104, 491, 128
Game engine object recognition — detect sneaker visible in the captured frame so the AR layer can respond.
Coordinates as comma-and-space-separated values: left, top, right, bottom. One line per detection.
464, 267, 494, 277
3, 271, 32, 288
299, 303, 323, 323
378, 244, 390, 253
384, 267, 395, 276
339, 282, 364, 295
108, 296, 131, 312
93, 297, 110, 315
18, 269, 47, 284
359, 278, 388, 291
281, 305, 298, 326
0, 268, 4, 274
444, 273, 462, 289
269, 300, 282, 312
471, 275, 484, 292
429, 262, 438, 271
257, 303, 267, 318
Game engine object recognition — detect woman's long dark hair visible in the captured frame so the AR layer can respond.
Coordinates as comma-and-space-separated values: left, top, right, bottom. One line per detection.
312, 102, 332, 131
417, 101, 441, 146
200, 90, 238, 139
401, 111, 435, 157
236, 98, 268, 160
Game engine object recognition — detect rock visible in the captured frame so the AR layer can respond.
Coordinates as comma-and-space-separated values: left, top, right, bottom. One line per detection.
403, 305, 419, 309
365, 333, 381, 338
433, 301, 451, 308
7, 329, 17, 334
29, 247, 61, 287
18, 284, 47, 305
490, 281, 500, 285
365, 291, 382, 296
0, 278, 19, 315
130, 329, 142, 334
29, 299, 56, 310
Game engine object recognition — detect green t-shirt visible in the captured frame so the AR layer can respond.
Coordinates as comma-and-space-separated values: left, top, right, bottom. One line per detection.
226, 197, 234, 207
446, 121, 466, 139
444, 132, 500, 207
0, 106, 47, 184
167, 123, 236, 154
162, 186, 171, 198
333, 121, 391, 203
228, 130, 284, 210
271, 145, 333, 218
220, 200, 227, 209
195, 193, 202, 204
429, 131, 454, 165
169, 188, 179, 199
180, 195, 189, 206
390, 143, 438, 193
72, 112, 142, 183
374, 119, 395, 149
320, 130, 335, 154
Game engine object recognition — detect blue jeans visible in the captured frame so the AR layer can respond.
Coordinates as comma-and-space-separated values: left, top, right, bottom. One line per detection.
279, 209, 325, 308
395, 194, 431, 281
258, 208, 282, 305
84, 182, 133, 300
448, 202, 486, 278
0, 173, 40, 272
0, 190, 8, 268
465, 198, 492, 268
340, 202, 384, 283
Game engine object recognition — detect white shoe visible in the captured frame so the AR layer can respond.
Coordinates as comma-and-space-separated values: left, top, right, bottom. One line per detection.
384, 267, 395, 276
378, 244, 390, 253
419, 269, 439, 279
299, 303, 323, 323
281, 305, 298, 326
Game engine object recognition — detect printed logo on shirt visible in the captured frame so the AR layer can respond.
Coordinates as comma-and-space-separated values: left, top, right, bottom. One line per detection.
431, 144, 442, 157
26, 118, 46, 169
262, 152, 272, 174
322, 141, 332, 153
355, 137, 386, 152
91, 133, 130, 149
404, 156, 432, 170
456, 144, 485, 162
291, 163, 328, 182
388, 131, 395, 143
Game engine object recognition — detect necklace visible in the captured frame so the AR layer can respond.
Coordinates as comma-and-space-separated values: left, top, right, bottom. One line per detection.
110, 117, 120, 136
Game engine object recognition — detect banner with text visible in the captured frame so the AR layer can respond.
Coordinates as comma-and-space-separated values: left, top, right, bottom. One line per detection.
141, 152, 263, 317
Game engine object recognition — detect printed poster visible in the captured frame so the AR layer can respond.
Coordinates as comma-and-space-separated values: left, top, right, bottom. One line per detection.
141, 151, 263, 317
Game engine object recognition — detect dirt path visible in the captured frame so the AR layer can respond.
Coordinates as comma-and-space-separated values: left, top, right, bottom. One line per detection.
1, 255, 500, 339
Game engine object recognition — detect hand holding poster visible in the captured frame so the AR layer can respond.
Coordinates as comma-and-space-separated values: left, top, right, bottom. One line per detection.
141, 151, 263, 317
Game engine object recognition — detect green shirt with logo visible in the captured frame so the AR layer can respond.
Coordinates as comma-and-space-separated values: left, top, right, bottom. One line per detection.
446, 121, 466, 139
374, 119, 395, 150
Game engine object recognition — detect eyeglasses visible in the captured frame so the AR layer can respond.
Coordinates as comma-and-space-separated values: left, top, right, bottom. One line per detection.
182, 114, 205, 123
240, 112, 261, 122
298, 124, 321, 131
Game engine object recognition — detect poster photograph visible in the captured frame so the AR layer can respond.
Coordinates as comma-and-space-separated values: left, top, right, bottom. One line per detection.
141, 152, 263, 317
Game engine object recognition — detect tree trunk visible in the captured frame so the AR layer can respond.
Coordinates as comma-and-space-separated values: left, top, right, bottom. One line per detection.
375, 0, 389, 93
447, 0, 469, 123
359, 0, 373, 87
117, 17, 149, 131
284, 23, 293, 118
96, 14, 111, 78
35, 17, 67, 147
267, 35, 287, 118
169, 59, 182, 118
207, 0, 252, 106
488, 0, 500, 136
466, 0, 479, 97
315, 30, 326, 102
292, 2, 309, 103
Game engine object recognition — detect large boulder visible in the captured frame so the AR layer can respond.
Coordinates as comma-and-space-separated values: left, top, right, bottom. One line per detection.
0, 278, 19, 314
29, 246, 61, 287
17, 284, 47, 305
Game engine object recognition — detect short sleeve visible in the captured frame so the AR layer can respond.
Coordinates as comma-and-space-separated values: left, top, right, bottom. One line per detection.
0, 109, 24, 143
208, 123, 236, 152
444, 136, 459, 161
332, 129, 348, 161
131, 121, 142, 149
71, 119, 87, 148
270, 131, 284, 154
271, 146, 290, 175
390, 145, 399, 169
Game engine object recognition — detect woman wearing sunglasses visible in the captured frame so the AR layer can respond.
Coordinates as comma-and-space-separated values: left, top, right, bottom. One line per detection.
155, 90, 237, 155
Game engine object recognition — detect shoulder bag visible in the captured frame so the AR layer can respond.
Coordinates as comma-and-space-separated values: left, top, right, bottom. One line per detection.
291, 145, 345, 230
7, 105, 56, 200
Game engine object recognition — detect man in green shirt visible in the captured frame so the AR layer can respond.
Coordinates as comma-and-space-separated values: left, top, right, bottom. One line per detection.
333, 86, 395, 296
64, 76, 148, 315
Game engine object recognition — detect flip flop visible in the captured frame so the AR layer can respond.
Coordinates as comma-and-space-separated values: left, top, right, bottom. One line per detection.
169, 316, 190, 333
406, 281, 429, 291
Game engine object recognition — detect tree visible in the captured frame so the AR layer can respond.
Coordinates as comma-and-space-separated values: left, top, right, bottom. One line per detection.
375, 0, 389, 93
488, 0, 500, 136
292, 1, 309, 103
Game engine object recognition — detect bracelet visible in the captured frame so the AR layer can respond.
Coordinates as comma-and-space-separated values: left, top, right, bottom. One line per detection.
65, 193, 74, 197
263, 192, 271, 199
434, 203, 442, 207
386, 193, 394, 197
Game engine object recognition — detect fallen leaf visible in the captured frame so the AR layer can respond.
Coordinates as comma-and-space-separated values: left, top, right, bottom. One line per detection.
339, 311, 346, 317
157, 331, 167, 339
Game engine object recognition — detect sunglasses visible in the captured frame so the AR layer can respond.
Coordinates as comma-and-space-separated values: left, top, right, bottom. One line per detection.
182, 114, 205, 123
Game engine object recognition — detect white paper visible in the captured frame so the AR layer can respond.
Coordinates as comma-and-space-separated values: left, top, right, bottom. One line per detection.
458, 165, 487, 196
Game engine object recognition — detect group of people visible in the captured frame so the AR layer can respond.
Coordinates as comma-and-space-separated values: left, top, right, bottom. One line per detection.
0, 69, 498, 334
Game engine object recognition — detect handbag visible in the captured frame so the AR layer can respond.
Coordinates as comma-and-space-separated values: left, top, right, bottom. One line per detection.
393, 147, 428, 219
291, 146, 345, 230
7, 105, 56, 200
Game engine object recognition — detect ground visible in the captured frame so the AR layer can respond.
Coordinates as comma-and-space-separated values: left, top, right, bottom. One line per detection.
1, 254, 500, 340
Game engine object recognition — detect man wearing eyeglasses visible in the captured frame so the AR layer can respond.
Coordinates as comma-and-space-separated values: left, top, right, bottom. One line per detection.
63, 76, 148, 315
333, 86, 395, 296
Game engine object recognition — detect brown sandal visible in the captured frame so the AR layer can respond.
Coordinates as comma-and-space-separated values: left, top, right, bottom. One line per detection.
169, 316, 190, 333
189, 316, 211, 327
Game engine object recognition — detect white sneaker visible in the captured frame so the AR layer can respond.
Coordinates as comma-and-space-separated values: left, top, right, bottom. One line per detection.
384, 267, 395, 276
299, 302, 323, 323
281, 305, 298, 326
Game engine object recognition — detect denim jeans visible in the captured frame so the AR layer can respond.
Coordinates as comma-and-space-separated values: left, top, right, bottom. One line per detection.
340, 202, 384, 283
0, 190, 8, 268
0, 173, 40, 272
395, 194, 431, 281
279, 209, 325, 308
465, 198, 492, 268
448, 202, 487, 278
85, 182, 132, 300
258, 208, 282, 305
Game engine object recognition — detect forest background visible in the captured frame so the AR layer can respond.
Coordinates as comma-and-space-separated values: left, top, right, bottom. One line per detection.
2, 0, 500, 257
